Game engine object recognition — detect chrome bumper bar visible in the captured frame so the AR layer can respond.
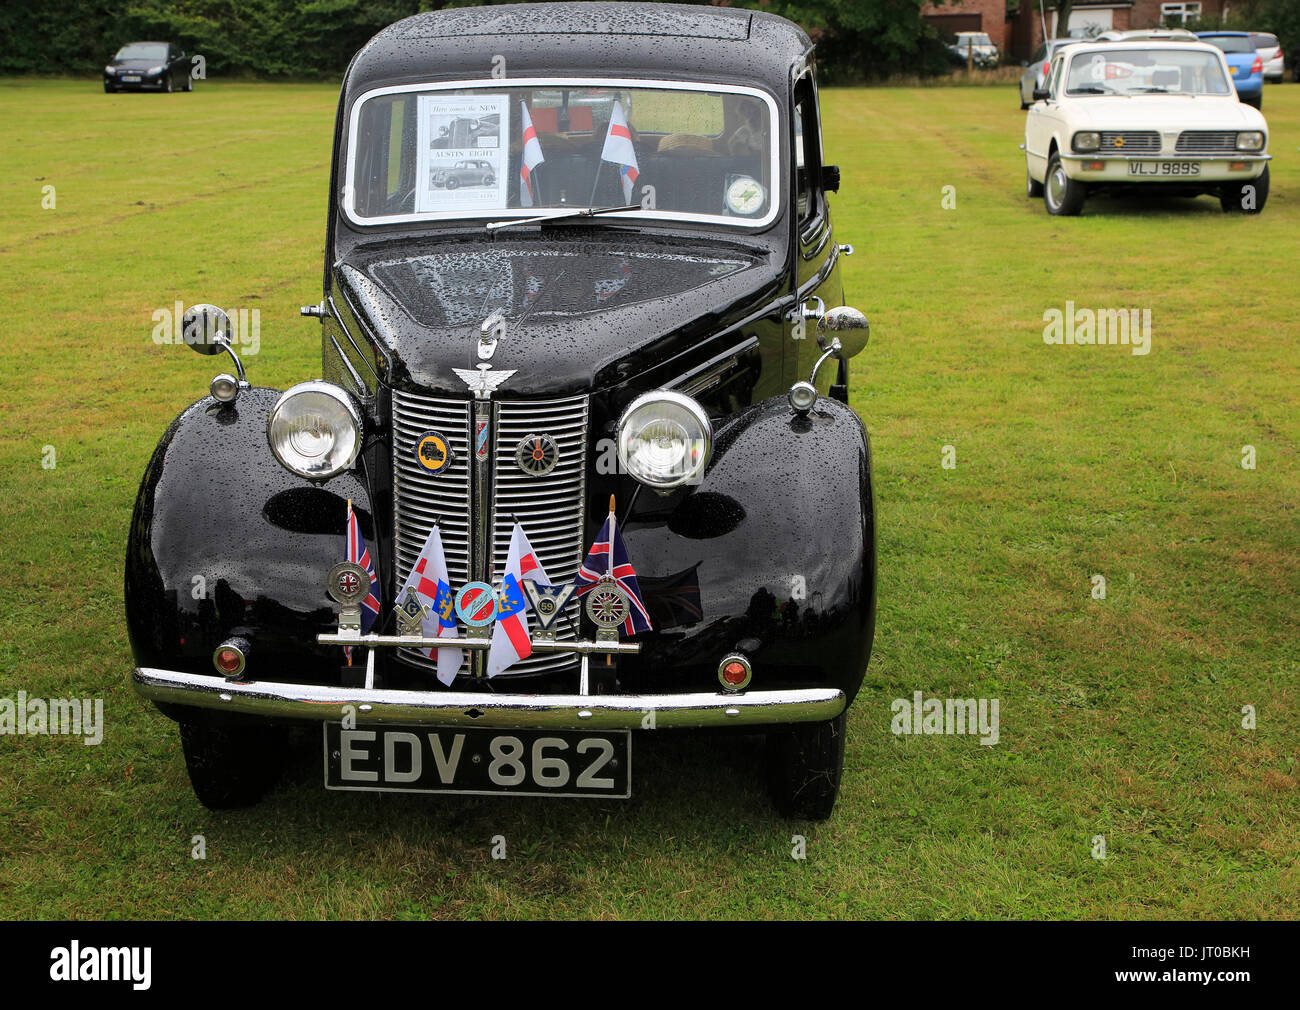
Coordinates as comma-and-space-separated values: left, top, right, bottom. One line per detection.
132, 667, 845, 730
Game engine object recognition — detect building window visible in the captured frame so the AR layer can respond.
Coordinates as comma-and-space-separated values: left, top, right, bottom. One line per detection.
1160, 2, 1203, 23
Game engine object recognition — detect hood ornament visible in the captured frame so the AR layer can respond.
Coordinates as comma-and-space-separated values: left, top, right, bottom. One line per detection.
479, 309, 507, 361
453, 363, 517, 399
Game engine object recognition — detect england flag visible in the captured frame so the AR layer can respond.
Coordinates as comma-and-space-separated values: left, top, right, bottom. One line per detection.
397, 523, 463, 685
600, 100, 640, 204
519, 101, 544, 207
573, 506, 652, 636
344, 500, 380, 663
487, 522, 552, 677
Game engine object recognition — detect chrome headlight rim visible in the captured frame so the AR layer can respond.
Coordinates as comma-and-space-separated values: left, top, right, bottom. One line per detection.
1072, 131, 1101, 153
266, 380, 363, 480
617, 390, 712, 490
1236, 131, 1265, 152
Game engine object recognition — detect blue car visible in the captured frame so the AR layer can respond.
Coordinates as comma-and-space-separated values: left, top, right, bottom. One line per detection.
1197, 32, 1264, 109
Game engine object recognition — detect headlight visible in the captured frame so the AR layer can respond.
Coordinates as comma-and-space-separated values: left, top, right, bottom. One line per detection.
105, 66, 114, 74
1236, 131, 1265, 151
267, 381, 362, 479
617, 391, 711, 490
148, 65, 164, 75
1072, 132, 1101, 153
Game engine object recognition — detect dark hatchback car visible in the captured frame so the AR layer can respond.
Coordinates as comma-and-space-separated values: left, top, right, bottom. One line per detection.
104, 41, 191, 93
127, 2, 876, 819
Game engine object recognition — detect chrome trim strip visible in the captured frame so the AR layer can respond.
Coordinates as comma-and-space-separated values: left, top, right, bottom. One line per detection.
670, 335, 759, 396
1060, 153, 1270, 162
132, 668, 846, 730
342, 77, 782, 230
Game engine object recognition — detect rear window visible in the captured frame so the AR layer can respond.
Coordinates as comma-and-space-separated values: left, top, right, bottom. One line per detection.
1251, 34, 1279, 49
1200, 35, 1254, 55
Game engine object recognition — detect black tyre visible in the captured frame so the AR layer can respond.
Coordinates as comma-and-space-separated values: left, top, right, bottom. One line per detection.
1220, 165, 1269, 214
179, 719, 285, 809
1026, 167, 1043, 198
103, 83, 114, 93
766, 711, 847, 820
445, 177, 459, 189
184, 75, 193, 92
1043, 152, 1086, 216
164, 75, 173, 94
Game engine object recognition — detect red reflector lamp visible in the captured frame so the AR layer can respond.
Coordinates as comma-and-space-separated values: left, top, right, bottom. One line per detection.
212, 638, 248, 678
718, 653, 752, 692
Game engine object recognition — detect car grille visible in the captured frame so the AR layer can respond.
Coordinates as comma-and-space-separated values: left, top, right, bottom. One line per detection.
1101, 132, 1161, 154
1175, 131, 1238, 154
391, 389, 589, 681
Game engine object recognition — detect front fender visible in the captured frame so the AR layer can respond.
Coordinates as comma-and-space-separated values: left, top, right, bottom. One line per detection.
125, 387, 374, 684
620, 394, 876, 703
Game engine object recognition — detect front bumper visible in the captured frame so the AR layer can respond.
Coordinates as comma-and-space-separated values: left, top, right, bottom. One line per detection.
1060, 152, 1270, 183
132, 667, 846, 730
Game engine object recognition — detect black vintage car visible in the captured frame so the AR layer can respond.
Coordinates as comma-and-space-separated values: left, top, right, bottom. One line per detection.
104, 42, 191, 93
126, 2, 876, 819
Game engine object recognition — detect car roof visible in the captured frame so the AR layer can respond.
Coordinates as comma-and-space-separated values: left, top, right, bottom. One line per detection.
343, 2, 811, 101
1064, 40, 1223, 56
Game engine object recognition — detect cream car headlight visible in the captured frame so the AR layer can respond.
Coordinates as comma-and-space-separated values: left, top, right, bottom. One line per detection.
1236, 131, 1265, 152
267, 381, 362, 479
617, 391, 711, 490
1072, 131, 1101, 153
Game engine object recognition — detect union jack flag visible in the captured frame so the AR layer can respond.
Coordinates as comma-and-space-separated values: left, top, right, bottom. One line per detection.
640, 563, 703, 629
345, 500, 380, 661
573, 510, 651, 636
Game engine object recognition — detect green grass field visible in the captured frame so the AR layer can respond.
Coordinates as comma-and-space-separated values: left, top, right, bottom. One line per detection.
0, 79, 1296, 920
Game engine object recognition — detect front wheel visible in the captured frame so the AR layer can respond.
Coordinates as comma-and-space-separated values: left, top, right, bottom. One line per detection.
164, 75, 173, 94
1220, 165, 1269, 214
184, 75, 193, 92
445, 177, 459, 190
179, 719, 285, 809
1043, 152, 1086, 216
766, 711, 847, 820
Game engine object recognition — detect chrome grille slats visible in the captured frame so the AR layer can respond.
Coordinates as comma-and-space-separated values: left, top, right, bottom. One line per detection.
1101, 131, 1160, 153
390, 388, 589, 681
491, 394, 589, 678
1176, 131, 1238, 153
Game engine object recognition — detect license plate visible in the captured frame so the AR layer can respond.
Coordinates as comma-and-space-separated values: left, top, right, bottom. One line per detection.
1128, 161, 1200, 177
122, 75, 141, 82
323, 723, 631, 798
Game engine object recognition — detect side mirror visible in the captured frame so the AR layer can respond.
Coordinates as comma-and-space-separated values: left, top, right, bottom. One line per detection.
821, 164, 841, 193
181, 303, 232, 355
816, 305, 870, 361
1032, 88, 1051, 102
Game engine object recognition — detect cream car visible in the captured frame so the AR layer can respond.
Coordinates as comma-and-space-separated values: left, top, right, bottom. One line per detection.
1024, 41, 1270, 216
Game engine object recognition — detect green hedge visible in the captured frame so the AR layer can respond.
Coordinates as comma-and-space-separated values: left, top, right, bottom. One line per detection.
0, 0, 958, 81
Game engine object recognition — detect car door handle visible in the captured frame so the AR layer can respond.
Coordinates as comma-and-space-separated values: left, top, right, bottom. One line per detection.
799, 296, 825, 320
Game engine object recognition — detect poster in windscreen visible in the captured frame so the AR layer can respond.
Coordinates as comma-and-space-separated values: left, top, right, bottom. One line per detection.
415, 95, 510, 214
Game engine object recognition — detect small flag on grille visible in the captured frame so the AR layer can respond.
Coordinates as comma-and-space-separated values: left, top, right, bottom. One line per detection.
574, 496, 651, 636
398, 522, 464, 685
344, 499, 380, 664
487, 522, 551, 677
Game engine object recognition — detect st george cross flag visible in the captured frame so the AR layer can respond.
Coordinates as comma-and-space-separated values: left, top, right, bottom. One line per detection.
487, 522, 552, 677
397, 523, 463, 685
599, 101, 640, 204
573, 500, 652, 635
519, 101, 544, 208
344, 500, 381, 663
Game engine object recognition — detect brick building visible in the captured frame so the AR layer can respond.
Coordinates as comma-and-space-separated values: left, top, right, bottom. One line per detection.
924, 1, 1231, 62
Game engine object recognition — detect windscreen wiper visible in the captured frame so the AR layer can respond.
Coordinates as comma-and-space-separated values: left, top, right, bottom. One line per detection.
485, 204, 641, 234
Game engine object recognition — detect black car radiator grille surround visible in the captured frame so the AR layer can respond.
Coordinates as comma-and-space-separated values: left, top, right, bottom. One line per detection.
390, 389, 589, 681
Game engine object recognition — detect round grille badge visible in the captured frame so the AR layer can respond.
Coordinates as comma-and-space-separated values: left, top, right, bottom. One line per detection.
326, 561, 369, 604
454, 582, 498, 628
415, 430, 454, 474
585, 577, 631, 629
515, 433, 559, 476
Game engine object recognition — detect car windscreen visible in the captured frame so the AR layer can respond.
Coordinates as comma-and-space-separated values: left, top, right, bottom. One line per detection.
114, 43, 168, 60
346, 81, 778, 228
1200, 36, 1254, 55
1065, 49, 1231, 96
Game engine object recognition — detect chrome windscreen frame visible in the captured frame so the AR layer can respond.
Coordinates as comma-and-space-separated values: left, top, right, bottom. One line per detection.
341, 77, 783, 230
